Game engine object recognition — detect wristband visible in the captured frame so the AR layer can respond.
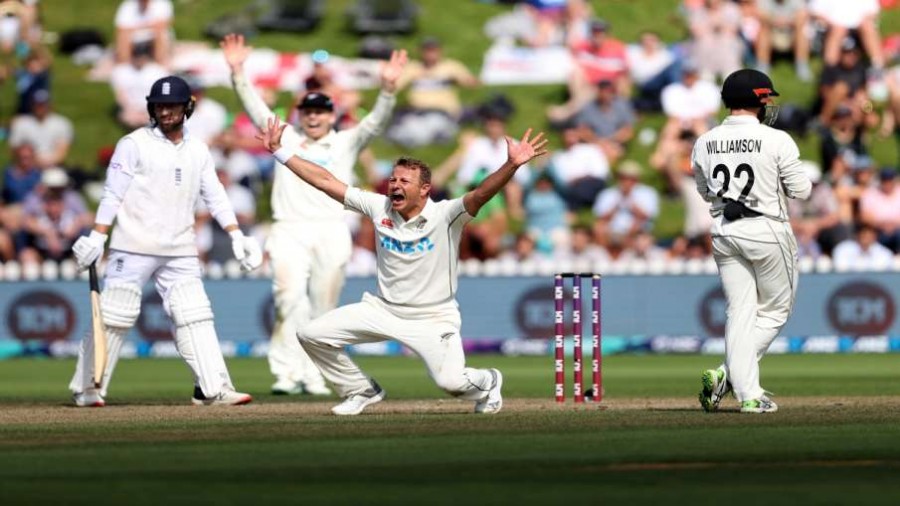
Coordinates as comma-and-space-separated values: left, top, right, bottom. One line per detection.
273, 147, 294, 165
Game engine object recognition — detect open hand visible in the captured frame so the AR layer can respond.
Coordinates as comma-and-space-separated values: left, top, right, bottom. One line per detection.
256, 117, 287, 153
505, 128, 549, 167
380, 49, 408, 93
220, 33, 252, 71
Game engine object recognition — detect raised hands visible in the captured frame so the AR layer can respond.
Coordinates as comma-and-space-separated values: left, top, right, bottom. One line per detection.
257, 117, 288, 153
220, 33, 252, 72
380, 49, 408, 93
505, 129, 549, 167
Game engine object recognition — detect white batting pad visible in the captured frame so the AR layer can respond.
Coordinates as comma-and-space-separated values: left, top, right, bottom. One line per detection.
167, 278, 233, 397
100, 283, 142, 328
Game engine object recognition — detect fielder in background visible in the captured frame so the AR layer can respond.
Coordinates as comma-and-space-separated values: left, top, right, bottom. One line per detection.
69, 76, 264, 407
692, 69, 811, 414
220, 34, 406, 396
257, 117, 547, 416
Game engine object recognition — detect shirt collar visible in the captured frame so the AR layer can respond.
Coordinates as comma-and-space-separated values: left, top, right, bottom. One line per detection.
302, 129, 336, 147
150, 125, 191, 143
722, 115, 760, 126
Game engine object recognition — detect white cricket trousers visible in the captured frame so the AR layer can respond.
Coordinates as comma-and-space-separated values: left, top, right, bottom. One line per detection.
69, 250, 235, 397
265, 220, 352, 385
297, 292, 494, 400
712, 217, 799, 402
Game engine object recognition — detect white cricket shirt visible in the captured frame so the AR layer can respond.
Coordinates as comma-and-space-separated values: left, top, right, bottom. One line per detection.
233, 70, 396, 223
692, 115, 811, 222
96, 127, 238, 257
343, 187, 473, 306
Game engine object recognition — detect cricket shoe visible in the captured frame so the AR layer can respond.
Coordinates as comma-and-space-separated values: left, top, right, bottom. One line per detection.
271, 378, 303, 395
331, 381, 385, 416
699, 368, 731, 413
72, 389, 105, 407
191, 387, 253, 406
740, 395, 778, 414
474, 368, 503, 414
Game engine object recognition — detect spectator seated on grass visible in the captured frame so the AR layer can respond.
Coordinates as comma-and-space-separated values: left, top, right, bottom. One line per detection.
809, 0, 885, 75
183, 74, 227, 147
659, 62, 720, 148
687, 0, 743, 82
833, 156, 876, 227
591, 160, 659, 250
819, 104, 872, 181
256, 0, 324, 33
110, 41, 166, 130
524, 171, 571, 256
545, 124, 609, 211
389, 37, 477, 147
565, 79, 635, 163
788, 161, 849, 258
649, 129, 712, 240
754, 0, 812, 82
668, 234, 712, 261
561, 224, 609, 263
859, 167, 900, 252
499, 232, 540, 262
833, 223, 894, 271
8, 89, 73, 169
114, 0, 173, 65
815, 37, 874, 126
14, 45, 51, 115
626, 31, 680, 112
547, 18, 629, 122
16, 167, 91, 265
346, 216, 377, 276
457, 167, 509, 262
455, 108, 529, 220
2, 143, 41, 205
620, 230, 669, 262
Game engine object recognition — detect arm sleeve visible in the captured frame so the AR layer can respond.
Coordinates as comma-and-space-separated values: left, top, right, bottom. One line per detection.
691, 143, 715, 203
346, 91, 397, 149
777, 133, 812, 200
445, 197, 474, 230
199, 151, 239, 229
343, 186, 388, 219
95, 138, 139, 226
232, 68, 276, 131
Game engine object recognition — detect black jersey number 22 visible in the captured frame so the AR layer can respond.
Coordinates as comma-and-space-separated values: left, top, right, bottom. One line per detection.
712, 163, 755, 202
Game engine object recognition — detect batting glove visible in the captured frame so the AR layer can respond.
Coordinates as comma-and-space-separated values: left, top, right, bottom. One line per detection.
229, 229, 263, 272
72, 230, 108, 271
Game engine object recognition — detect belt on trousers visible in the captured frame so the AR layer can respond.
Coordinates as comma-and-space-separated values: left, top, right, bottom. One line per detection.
722, 198, 762, 221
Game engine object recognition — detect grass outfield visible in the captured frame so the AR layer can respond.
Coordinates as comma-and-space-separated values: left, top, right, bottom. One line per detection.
1, 354, 900, 505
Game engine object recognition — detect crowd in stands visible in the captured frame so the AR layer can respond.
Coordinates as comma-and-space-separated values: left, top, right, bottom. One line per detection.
1, 0, 900, 276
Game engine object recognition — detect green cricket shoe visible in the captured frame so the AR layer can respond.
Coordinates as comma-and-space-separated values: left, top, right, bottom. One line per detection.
740, 395, 778, 413
698, 368, 731, 412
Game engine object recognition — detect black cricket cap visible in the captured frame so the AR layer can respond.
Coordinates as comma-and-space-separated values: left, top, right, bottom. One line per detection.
297, 92, 334, 111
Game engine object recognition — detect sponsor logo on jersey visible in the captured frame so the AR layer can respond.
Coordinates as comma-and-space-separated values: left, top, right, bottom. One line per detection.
175, 167, 182, 186
380, 218, 394, 229
379, 236, 434, 255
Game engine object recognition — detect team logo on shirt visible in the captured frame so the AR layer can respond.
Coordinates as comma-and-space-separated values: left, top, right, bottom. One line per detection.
175, 167, 182, 186
380, 218, 394, 229
380, 236, 434, 255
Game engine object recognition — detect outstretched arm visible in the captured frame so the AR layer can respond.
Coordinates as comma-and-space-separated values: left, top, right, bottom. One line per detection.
349, 49, 406, 148
258, 117, 348, 203
221, 33, 276, 130
462, 129, 548, 217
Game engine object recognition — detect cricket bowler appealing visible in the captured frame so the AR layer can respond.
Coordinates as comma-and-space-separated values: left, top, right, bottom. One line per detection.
68, 76, 263, 407
221, 34, 406, 396
258, 117, 548, 416
692, 69, 811, 414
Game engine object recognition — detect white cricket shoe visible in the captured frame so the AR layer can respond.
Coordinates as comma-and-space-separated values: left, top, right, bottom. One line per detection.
741, 395, 778, 414
331, 382, 385, 416
271, 378, 303, 395
301, 380, 333, 396
191, 387, 253, 406
474, 368, 503, 414
72, 389, 105, 407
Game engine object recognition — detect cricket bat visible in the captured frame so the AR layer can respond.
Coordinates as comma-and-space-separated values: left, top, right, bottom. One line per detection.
89, 262, 106, 388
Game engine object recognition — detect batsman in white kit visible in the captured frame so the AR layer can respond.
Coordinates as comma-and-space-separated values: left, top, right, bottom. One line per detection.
68, 76, 264, 407
221, 34, 406, 396
258, 117, 548, 415
692, 69, 811, 414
